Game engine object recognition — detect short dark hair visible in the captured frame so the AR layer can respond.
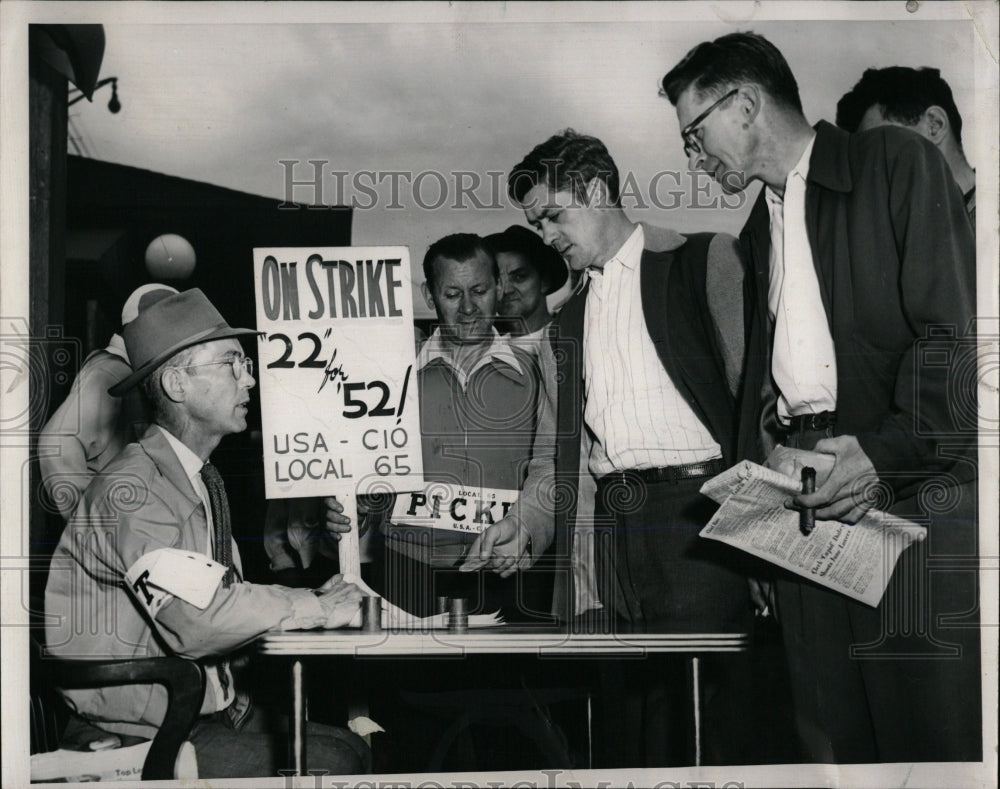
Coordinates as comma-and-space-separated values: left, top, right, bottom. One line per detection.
835, 66, 963, 149
507, 129, 621, 207
484, 225, 569, 294
660, 31, 803, 114
422, 233, 498, 289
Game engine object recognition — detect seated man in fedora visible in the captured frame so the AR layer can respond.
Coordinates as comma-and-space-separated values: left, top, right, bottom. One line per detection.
44, 288, 371, 779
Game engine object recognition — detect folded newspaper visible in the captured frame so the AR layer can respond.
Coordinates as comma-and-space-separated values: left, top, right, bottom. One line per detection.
699, 452, 927, 607
341, 573, 504, 629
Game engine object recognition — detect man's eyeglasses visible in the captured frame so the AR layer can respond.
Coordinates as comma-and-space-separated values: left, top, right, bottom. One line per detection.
175, 355, 254, 380
680, 88, 738, 158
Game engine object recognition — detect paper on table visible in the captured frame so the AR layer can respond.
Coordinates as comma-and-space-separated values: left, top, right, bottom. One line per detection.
699, 459, 927, 607
340, 573, 505, 629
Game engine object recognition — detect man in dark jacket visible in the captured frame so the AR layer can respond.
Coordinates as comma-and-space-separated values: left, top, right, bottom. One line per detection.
465, 130, 752, 765
661, 32, 979, 763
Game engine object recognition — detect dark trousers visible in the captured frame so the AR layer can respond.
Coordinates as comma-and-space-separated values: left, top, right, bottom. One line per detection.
775, 429, 982, 762
61, 708, 371, 779
592, 473, 750, 631
590, 473, 755, 766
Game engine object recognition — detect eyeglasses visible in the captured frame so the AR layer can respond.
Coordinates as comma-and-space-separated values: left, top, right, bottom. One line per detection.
175, 355, 253, 380
680, 88, 738, 158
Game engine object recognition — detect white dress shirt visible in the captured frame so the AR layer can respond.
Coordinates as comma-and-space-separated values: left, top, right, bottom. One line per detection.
764, 132, 838, 423
583, 224, 722, 475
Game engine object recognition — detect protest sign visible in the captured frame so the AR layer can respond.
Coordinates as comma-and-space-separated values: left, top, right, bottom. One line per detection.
390, 483, 520, 535
253, 247, 423, 501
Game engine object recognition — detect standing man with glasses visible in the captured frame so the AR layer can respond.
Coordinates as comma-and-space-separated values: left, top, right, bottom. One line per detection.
661, 32, 979, 763
44, 289, 371, 778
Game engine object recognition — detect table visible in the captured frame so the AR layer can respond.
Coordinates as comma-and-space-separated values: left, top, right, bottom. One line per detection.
259, 627, 749, 774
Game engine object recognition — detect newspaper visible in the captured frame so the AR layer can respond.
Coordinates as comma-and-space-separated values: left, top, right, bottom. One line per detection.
699, 459, 927, 607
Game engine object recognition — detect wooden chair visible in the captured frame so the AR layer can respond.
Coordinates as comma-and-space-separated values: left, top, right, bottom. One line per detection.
31, 638, 206, 781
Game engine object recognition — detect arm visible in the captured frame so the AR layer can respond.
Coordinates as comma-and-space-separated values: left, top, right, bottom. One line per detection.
39, 362, 125, 519
793, 135, 975, 519
855, 134, 976, 483
705, 233, 746, 398
81, 476, 357, 659
461, 340, 557, 576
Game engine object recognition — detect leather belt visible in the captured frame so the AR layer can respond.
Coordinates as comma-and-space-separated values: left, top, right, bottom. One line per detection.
598, 458, 726, 487
784, 411, 837, 432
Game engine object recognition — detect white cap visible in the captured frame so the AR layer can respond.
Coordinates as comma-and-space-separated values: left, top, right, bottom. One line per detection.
120, 283, 179, 326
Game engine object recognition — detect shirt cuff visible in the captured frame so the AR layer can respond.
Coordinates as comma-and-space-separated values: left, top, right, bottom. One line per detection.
281, 588, 328, 630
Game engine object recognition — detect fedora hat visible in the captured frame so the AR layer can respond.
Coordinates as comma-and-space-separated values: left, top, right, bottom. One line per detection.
109, 288, 258, 396
484, 225, 569, 294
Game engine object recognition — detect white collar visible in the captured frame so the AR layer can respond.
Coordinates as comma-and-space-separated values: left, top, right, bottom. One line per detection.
417, 326, 523, 382
104, 333, 130, 364
765, 131, 817, 207
588, 224, 644, 284
155, 425, 208, 479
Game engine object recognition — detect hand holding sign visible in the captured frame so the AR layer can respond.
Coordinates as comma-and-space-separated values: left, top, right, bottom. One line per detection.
254, 247, 424, 576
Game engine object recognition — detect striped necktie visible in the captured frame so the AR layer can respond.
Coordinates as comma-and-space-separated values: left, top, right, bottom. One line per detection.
199, 461, 253, 730
200, 462, 235, 588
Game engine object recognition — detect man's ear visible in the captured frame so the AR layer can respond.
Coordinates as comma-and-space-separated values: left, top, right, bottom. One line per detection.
921, 105, 949, 145
159, 367, 187, 404
584, 177, 609, 208
421, 280, 436, 313
737, 84, 762, 124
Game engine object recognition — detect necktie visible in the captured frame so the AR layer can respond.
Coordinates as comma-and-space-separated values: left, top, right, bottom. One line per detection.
200, 462, 235, 588
199, 462, 253, 730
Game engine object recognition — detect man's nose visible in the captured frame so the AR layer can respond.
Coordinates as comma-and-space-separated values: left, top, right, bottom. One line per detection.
460, 294, 477, 314
541, 224, 559, 248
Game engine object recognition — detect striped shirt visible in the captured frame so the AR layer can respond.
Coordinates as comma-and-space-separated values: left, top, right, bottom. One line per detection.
583, 225, 721, 475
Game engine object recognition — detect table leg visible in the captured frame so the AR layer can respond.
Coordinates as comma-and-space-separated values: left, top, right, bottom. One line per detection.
291, 658, 308, 775
687, 655, 702, 766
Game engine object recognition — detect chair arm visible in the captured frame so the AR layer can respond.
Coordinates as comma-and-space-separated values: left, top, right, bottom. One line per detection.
48, 657, 205, 781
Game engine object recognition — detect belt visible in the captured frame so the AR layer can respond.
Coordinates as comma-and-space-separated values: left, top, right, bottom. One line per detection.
784, 411, 837, 432
598, 457, 726, 487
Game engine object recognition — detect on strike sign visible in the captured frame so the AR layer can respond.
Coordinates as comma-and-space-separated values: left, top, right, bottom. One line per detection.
253, 246, 423, 499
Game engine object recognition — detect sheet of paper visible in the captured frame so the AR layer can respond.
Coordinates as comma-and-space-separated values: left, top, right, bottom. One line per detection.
699, 459, 927, 607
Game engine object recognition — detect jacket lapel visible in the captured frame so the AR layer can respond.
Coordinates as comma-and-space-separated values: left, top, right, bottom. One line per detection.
137, 426, 204, 526
805, 121, 853, 329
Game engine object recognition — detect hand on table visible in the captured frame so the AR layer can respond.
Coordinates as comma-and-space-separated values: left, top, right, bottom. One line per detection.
314, 573, 363, 628
459, 518, 532, 578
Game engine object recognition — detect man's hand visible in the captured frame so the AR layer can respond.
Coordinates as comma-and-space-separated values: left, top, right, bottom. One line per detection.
459, 518, 532, 578
747, 576, 776, 620
322, 496, 352, 540
315, 573, 363, 628
786, 435, 880, 523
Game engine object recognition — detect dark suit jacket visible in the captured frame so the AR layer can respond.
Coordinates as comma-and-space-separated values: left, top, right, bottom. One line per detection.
549, 227, 745, 619
738, 121, 977, 498
735, 121, 980, 761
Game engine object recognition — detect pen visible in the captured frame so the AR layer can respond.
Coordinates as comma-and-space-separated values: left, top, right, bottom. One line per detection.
800, 466, 816, 536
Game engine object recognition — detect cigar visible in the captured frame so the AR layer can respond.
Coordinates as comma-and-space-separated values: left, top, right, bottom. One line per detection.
800, 467, 816, 536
